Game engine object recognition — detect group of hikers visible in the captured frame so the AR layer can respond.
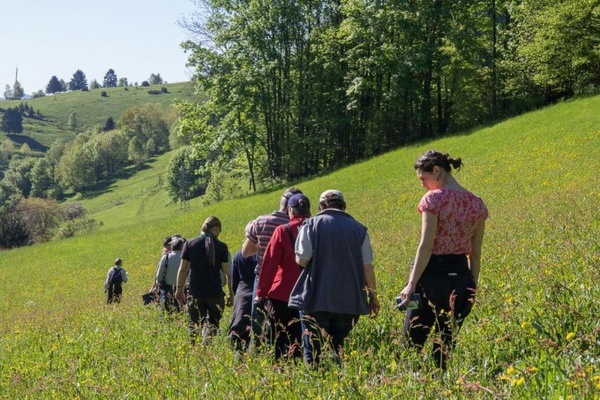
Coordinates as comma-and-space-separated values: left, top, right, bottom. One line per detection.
103, 150, 488, 370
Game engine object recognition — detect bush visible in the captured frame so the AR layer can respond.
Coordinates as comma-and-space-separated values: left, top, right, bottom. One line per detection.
63, 202, 86, 220
147, 90, 162, 95
160, 87, 168, 93
56, 218, 101, 239
100, 91, 108, 97
141, 81, 150, 87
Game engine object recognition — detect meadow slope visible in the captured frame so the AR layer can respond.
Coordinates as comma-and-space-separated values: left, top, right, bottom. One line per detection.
0, 96, 598, 398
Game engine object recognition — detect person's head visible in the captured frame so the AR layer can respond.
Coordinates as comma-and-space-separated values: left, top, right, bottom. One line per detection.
114, 258, 122, 266
280, 187, 303, 211
287, 193, 311, 218
319, 189, 346, 211
201, 216, 222, 237
171, 237, 184, 251
414, 150, 463, 190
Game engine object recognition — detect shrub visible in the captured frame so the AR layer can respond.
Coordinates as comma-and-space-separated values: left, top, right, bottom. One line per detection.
101, 91, 108, 97
141, 81, 150, 87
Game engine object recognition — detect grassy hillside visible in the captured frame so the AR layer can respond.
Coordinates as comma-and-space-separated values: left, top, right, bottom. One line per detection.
0, 81, 201, 150
0, 96, 598, 398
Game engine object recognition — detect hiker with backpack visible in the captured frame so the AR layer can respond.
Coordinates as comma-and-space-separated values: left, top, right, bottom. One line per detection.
155, 237, 184, 314
104, 258, 128, 304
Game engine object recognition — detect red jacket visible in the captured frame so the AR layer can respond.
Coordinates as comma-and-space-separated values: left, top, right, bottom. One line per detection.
256, 216, 306, 302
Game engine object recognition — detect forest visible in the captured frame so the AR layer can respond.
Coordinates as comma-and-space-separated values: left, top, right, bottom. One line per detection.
177, 0, 600, 189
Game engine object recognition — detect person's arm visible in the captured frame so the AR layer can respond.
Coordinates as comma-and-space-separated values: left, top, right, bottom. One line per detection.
222, 261, 234, 306
399, 210, 437, 301
468, 220, 486, 285
230, 259, 240, 295
295, 224, 312, 267
121, 268, 128, 283
175, 259, 190, 306
364, 264, 379, 317
242, 238, 258, 257
104, 269, 111, 290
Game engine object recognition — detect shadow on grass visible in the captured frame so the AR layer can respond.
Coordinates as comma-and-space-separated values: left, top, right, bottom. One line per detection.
5, 134, 48, 152
79, 161, 156, 199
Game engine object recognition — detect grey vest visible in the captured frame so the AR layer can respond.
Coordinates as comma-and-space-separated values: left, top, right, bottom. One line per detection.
294, 209, 369, 315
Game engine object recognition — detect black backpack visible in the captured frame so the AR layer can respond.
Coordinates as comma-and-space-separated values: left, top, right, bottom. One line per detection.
111, 267, 123, 286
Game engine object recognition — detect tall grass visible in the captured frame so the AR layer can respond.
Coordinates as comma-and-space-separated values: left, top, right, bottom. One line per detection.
0, 96, 599, 398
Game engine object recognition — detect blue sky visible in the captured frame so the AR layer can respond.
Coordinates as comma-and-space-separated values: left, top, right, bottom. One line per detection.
0, 0, 198, 94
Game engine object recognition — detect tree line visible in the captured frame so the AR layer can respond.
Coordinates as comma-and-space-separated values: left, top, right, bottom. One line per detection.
176, 0, 600, 190
2, 70, 166, 100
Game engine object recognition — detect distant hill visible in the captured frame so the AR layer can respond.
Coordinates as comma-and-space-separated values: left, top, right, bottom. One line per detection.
0, 81, 202, 151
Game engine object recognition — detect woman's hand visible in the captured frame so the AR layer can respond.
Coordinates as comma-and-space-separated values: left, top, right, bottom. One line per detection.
399, 282, 417, 302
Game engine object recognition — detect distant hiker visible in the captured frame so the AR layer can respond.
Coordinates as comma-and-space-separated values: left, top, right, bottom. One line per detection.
398, 150, 488, 371
175, 216, 233, 345
155, 237, 184, 314
104, 258, 128, 304
242, 187, 303, 349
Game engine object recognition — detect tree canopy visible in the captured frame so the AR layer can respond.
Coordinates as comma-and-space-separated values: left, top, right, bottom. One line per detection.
176, 0, 600, 191
103, 69, 118, 88
46, 76, 63, 94
69, 70, 88, 91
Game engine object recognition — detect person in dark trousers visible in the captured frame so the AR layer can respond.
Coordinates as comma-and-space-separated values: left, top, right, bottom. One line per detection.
228, 247, 258, 358
291, 190, 380, 365
255, 193, 311, 362
104, 258, 128, 304
398, 150, 488, 371
155, 237, 184, 314
175, 216, 233, 345
242, 187, 303, 349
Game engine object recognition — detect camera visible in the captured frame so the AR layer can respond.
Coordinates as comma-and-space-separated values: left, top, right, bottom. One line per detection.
396, 293, 422, 311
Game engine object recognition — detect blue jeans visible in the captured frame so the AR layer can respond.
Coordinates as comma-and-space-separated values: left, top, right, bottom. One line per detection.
159, 285, 180, 314
300, 311, 359, 365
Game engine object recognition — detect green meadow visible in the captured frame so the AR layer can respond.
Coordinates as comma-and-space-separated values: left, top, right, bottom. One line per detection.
0, 95, 599, 398
0, 82, 199, 151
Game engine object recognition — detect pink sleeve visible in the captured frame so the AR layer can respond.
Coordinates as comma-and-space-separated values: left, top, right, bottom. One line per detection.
417, 191, 440, 214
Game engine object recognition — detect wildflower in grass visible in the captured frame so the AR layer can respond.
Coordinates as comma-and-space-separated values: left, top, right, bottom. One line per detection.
506, 366, 516, 375
514, 377, 525, 386
566, 332, 576, 340
520, 321, 529, 329
527, 366, 538, 373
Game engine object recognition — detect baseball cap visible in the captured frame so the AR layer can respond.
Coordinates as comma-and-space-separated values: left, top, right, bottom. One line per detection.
288, 193, 309, 208
319, 189, 344, 202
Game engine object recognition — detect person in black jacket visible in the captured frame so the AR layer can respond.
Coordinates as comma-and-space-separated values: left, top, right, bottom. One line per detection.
175, 216, 233, 345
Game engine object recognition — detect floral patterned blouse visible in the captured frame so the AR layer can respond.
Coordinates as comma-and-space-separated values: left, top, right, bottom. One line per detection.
418, 188, 488, 255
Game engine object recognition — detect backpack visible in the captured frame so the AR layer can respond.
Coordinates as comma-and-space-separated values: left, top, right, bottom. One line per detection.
111, 267, 123, 286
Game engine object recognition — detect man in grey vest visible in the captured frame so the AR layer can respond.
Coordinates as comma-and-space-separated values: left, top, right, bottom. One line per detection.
291, 189, 379, 365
